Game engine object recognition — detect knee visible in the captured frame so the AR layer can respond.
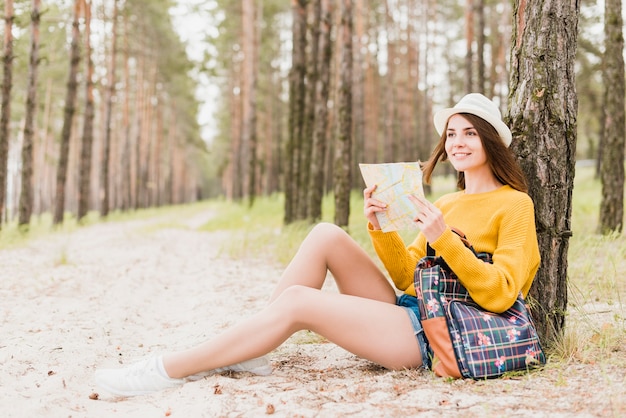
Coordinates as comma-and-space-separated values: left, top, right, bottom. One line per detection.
310, 222, 349, 243
271, 285, 316, 318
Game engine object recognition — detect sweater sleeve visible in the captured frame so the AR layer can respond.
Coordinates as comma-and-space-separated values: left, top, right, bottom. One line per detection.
430, 194, 540, 313
367, 222, 426, 294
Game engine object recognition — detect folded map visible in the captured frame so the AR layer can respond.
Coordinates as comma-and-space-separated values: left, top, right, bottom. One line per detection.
359, 161, 425, 232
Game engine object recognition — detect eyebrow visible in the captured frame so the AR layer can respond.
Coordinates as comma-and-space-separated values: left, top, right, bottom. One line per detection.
446, 126, 476, 131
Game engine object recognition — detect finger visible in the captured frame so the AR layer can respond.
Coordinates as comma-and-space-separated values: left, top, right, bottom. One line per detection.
363, 184, 377, 198
408, 194, 427, 211
411, 194, 437, 215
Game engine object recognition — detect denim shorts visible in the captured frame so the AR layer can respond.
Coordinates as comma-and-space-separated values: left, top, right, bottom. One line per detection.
396, 294, 432, 370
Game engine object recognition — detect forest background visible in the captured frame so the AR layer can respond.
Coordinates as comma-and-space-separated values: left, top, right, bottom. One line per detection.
0, 0, 624, 372
0, 0, 612, 227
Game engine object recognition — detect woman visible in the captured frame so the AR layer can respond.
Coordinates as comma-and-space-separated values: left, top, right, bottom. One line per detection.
95, 93, 540, 396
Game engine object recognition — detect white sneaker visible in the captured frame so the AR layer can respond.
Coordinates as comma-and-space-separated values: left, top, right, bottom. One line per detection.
95, 356, 184, 397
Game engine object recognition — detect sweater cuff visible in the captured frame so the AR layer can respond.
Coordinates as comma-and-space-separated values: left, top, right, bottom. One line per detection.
430, 227, 465, 255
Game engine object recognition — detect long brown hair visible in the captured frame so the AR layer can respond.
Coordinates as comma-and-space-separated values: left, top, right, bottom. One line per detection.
421, 113, 528, 192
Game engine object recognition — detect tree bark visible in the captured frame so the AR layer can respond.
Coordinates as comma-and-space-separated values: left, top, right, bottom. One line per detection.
100, 0, 118, 217
598, 0, 625, 234
284, 0, 308, 224
53, 0, 82, 225
120, 13, 132, 211
508, 0, 579, 345
297, 0, 321, 220
334, 0, 352, 228
307, 0, 333, 222
476, 0, 485, 93
0, 0, 14, 227
78, 0, 95, 222
18, 0, 42, 227
242, 0, 259, 207
383, 0, 396, 162
464, 0, 474, 93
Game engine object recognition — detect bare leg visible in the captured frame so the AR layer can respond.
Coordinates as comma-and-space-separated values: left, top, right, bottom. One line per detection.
164, 285, 421, 378
163, 223, 418, 377
269, 222, 396, 303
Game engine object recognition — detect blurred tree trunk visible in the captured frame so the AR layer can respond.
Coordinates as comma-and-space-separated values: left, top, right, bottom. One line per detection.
308, 0, 333, 222
415, 0, 433, 193
223, 63, 241, 200
464, 0, 474, 93
598, 0, 625, 234
334, 0, 352, 228
362, 2, 380, 164
476, 0, 485, 93
0, 0, 14, 227
285, 0, 307, 224
508, 0, 579, 345
18, 0, 42, 227
351, 0, 364, 189
120, 14, 132, 211
242, 0, 259, 207
489, 5, 508, 99
78, 0, 95, 222
140, 66, 156, 208
53, 0, 82, 225
133, 60, 144, 209
406, 0, 419, 162
298, 0, 321, 220
37, 79, 53, 215
383, 0, 396, 162
100, 0, 118, 217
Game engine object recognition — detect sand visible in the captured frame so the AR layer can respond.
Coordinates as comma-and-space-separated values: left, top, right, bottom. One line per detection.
0, 209, 624, 417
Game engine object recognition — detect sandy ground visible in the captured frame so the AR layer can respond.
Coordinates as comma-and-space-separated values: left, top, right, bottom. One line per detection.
0, 209, 624, 418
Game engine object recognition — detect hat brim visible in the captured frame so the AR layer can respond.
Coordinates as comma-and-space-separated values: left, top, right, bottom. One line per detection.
433, 107, 512, 147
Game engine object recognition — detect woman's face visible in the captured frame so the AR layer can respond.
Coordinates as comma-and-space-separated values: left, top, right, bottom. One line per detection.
444, 114, 488, 174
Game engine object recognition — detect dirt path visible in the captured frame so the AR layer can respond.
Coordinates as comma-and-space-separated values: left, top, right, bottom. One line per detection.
0, 210, 623, 417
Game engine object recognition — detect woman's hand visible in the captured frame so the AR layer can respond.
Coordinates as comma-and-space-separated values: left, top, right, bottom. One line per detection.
363, 185, 386, 230
408, 194, 446, 243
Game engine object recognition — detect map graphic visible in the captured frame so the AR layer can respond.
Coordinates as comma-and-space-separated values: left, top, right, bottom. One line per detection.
359, 162, 425, 232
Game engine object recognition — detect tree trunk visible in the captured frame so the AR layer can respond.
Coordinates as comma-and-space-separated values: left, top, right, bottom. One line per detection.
0, 0, 14, 227
78, 0, 95, 222
508, 0, 579, 345
464, 0, 474, 93
476, 0, 485, 93
351, 0, 364, 189
284, 0, 308, 224
598, 0, 625, 234
100, 0, 118, 217
18, 0, 42, 227
242, 0, 259, 208
334, 0, 352, 228
53, 0, 82, 225
383, 0, 396, 162
297, 0, 321, 220
307, 0, 333, 222
120, 13, 132, 211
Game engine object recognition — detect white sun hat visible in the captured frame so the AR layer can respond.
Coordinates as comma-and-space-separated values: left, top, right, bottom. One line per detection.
433, 93, 512, 147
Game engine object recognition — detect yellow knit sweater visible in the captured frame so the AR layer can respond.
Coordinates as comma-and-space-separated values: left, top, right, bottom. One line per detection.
368, 185, 540, 313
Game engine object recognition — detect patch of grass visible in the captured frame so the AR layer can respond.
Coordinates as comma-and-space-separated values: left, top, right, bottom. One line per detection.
54, 246, 70, 267
0, 213, 81, 250
0, 201, 221, 249
288, 330, 329, 344
560, 165, 626, 365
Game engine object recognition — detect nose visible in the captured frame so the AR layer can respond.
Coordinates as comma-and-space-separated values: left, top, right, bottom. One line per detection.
448, 135, 467, 147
